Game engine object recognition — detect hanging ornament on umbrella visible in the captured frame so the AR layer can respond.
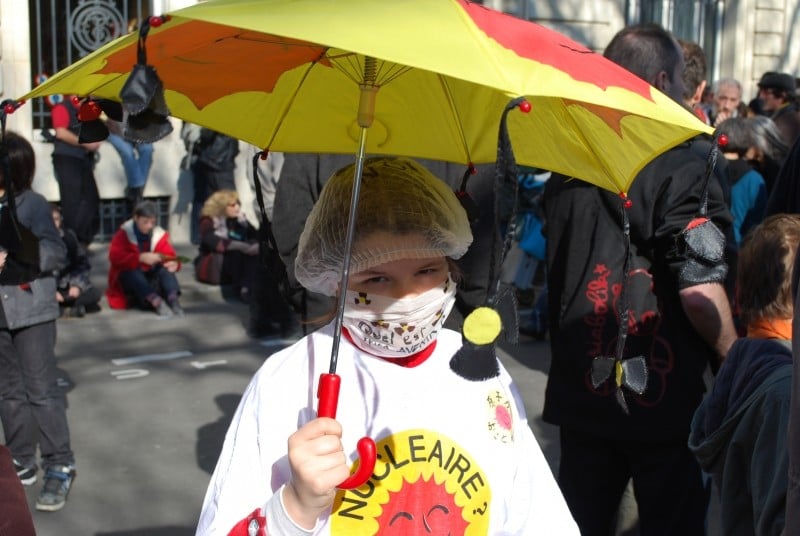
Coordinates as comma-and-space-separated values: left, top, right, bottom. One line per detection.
118, 15, 173, 143
590, 133, 728, 414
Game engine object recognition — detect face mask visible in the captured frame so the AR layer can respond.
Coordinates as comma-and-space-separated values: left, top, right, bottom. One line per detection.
342, 276, 456, 359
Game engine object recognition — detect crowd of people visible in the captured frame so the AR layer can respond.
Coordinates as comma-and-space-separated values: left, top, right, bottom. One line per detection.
536, 24, 800, 536
4, 15, 800, 536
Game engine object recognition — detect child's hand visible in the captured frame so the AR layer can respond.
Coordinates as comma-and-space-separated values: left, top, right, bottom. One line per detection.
283, 417, 351, 529
139, 252, 162, 266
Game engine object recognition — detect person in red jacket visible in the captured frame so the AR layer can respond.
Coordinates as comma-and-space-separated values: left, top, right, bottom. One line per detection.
106, 201, 184, 317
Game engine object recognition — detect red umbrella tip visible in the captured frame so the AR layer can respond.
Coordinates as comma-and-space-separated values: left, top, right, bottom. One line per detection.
717, 134, 728, 147
149, 15, 170, 27
518, 100, 532, 113
71, 95, 82, 107
619, 192, 633, 209
77, 100, 102, 121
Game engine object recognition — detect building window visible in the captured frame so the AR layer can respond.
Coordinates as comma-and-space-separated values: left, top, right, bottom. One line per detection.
96, 195, 170, 242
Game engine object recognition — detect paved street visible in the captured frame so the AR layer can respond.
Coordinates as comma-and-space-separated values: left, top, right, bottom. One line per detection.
9, 243, 559, 535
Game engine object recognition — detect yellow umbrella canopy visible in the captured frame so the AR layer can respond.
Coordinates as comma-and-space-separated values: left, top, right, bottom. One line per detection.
19, 0, 712, 195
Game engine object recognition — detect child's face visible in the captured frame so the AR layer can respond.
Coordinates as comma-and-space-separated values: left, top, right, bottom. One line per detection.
348, 256, 448, 299
134, 215, 156, 235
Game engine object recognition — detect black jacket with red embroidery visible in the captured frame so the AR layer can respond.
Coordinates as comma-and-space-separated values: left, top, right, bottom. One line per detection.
542, 140, 733, 440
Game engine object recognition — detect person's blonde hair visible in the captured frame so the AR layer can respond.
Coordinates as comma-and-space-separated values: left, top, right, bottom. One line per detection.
737, 214, 800, 325
200, 190, 239, 218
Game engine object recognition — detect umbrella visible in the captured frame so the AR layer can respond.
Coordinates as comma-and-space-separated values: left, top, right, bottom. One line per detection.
11, 0, 714, 488
17, 0, 711, 195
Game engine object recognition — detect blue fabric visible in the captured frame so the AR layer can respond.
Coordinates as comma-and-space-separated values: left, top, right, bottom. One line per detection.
701, 337, 791, 433
132, 225, 151, 252
730, 169, 767, 245
689, 337, 792, 534
106, 134, 153, 189
518, 211, 546, 260
119, 265, 179, 307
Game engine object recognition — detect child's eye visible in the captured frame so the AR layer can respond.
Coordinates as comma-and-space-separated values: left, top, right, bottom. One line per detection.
364, 275, 389, 284
418, 266, 444, 276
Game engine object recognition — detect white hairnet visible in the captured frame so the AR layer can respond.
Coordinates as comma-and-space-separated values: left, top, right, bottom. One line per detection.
295, 157, 473, 296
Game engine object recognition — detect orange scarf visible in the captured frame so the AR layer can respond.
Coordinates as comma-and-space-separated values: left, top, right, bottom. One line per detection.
746, 318, 792, 340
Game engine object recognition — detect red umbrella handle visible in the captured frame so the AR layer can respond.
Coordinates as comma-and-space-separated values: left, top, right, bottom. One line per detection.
316, 373, 377, 490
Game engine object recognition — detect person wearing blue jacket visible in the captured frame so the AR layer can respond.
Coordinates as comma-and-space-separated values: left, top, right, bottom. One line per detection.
689, 213, 800, 534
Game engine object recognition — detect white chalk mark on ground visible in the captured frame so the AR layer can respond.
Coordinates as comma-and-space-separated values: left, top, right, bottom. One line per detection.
191, 360, 228, 369
111, 369, 150, 380
111, 350, 193, 366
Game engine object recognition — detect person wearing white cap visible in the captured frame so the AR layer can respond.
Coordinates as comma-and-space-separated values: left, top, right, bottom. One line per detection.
197, 156, 578, 535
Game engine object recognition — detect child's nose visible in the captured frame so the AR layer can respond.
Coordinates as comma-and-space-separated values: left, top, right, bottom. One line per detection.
389, 281, 424, 300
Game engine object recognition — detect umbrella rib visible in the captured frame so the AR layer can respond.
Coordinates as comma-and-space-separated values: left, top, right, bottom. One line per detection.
265, 50, 332, 148
436, 74, 473, 164
327, 53, 412, 86
376, 62, 412, 86
84, 75, 129, 99
559, 99, 618, 192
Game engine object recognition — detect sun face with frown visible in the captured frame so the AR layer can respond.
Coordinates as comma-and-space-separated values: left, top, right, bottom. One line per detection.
331, 430, 491, 535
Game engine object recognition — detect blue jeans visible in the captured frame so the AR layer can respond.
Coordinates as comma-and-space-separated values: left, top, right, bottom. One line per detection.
119, 265, 180, 307
0, 321, 74, 470
107, 134, 154, 189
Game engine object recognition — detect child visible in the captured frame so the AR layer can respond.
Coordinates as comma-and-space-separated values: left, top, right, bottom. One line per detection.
689, 213, 800, 534
0, 131, 76, 511
197, 157, 577, 534
106, 200, 184, 317
51, 204, 102, 317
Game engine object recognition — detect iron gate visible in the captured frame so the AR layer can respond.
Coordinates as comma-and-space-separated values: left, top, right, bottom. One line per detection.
28, 0, 151, 130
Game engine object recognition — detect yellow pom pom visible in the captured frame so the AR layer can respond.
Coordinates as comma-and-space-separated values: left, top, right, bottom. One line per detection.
463, 307, 502, 345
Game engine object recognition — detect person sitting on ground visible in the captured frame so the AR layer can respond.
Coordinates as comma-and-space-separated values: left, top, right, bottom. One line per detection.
51, 204, 101, 317
196, 187, 296, 337
194, 189, 259, 302
689, 213, 800, 535
196, 156, 578, 534
106, 201, 184, 317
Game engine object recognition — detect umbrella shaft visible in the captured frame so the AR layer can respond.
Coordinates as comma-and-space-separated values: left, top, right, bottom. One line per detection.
329, 127, 369, 373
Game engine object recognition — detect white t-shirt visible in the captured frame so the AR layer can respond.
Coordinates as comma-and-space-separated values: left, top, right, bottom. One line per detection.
197, 324, 578, 535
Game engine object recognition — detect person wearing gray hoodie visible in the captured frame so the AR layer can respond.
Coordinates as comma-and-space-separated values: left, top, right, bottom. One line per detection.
689, 214, 800, 535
